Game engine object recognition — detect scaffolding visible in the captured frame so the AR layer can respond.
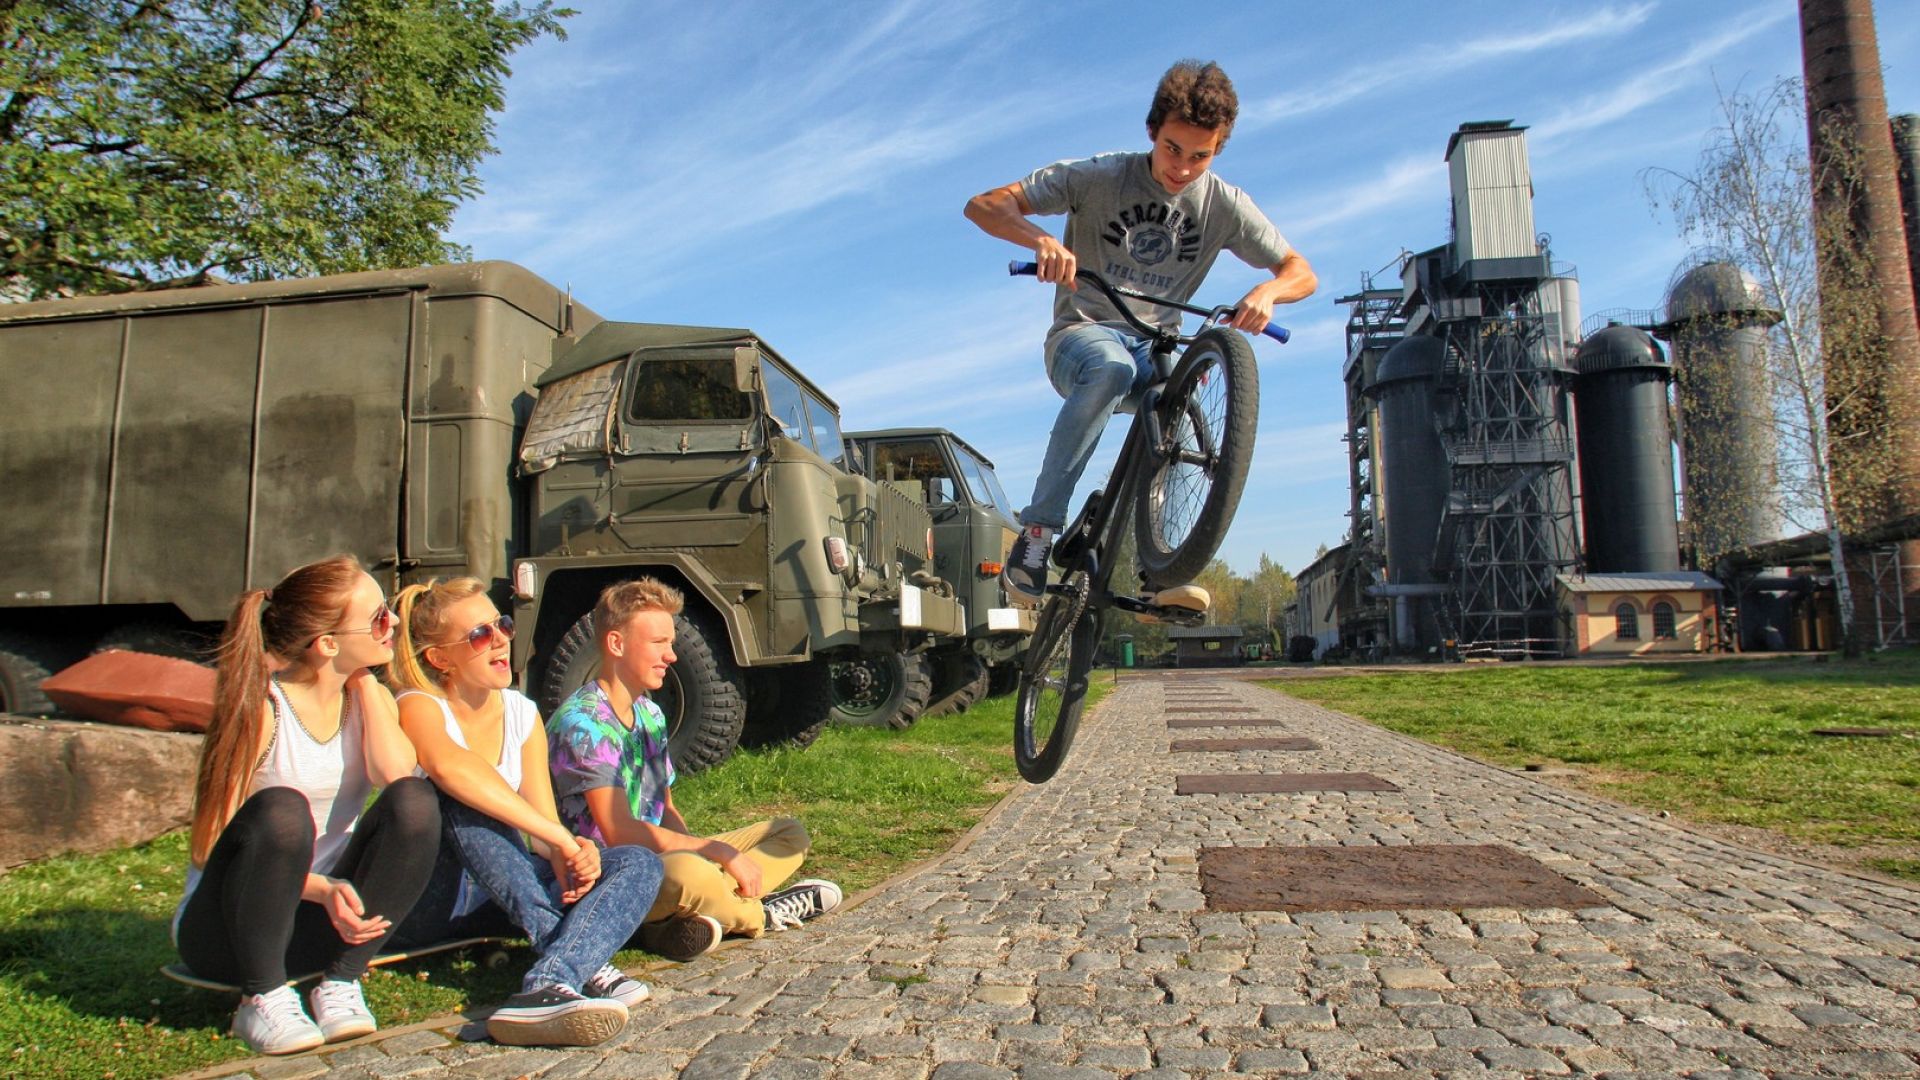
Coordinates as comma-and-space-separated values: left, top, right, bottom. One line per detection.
1336, 271, 1405, 650
1428, 265, 1581, 658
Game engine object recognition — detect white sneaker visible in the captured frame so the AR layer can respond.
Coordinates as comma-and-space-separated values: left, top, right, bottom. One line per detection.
309, 978, 377, 1042
232, 984, 324, 1055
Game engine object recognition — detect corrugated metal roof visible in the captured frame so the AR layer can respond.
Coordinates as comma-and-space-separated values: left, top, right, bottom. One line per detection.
1555, 571, 1724, 593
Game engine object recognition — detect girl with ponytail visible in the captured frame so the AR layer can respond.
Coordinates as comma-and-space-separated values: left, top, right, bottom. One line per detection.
176, 556, 440, 1056
386, 578, 661, 1048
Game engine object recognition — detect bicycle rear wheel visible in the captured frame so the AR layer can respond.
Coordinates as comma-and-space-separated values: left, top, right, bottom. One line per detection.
1013, 571, 1099, 783
1134, 327, 1259, 588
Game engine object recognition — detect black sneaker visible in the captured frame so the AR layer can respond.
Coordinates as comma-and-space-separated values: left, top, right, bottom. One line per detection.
582, 963, 651, 1009
761, 879, 844, 931
485, 984, 628, 1047
1002, 526, 1053, 605
638, 913, 724, 962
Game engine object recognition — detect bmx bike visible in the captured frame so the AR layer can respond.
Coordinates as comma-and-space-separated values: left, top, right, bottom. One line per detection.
1006, 261, 1289, 783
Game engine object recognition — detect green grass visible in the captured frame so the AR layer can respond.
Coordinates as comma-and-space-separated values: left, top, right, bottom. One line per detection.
0, 684, 1106, 1080
1272, 650, 1920, 873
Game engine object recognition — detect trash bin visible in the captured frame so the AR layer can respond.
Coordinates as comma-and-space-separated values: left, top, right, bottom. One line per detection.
1116, 635, 1135, 667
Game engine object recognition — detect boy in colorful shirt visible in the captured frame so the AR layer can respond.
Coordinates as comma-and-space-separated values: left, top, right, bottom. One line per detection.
546, 578, 842, 961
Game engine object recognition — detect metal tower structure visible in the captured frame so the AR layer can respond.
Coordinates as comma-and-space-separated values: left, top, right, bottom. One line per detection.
1334, 268, 1405, 649
1425, 259, 1580, 657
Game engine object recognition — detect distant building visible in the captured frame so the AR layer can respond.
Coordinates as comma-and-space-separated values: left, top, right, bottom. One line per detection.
1166, 625, 1245, 668
1292, 544, 1351, 660
1555, 571, 1724, 656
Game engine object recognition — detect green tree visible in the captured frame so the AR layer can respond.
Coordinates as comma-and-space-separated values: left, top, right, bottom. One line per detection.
1, 0, 569, 298
1234, 554, 1295, 646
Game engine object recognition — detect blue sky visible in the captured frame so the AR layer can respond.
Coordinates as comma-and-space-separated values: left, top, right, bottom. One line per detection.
450, 1, 1920, 579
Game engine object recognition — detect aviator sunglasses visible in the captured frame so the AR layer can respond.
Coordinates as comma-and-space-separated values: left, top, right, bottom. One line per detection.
434, 614, 516, 652
313, 603, 397, 645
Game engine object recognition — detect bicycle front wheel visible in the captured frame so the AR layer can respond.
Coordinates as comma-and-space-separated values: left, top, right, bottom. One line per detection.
1134, 327, 1260, 588
1013, 572, 1099, 784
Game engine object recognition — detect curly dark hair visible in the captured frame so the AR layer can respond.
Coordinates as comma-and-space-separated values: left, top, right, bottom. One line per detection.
1146, 60, 1239, 146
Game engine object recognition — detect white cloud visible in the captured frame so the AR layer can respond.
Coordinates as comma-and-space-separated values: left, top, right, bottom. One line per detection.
1529, 5, 1796, 143
1244, 3, 1657, 128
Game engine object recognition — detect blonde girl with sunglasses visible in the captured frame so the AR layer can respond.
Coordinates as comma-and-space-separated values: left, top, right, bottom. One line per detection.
175, 556, 441, 1055
386, 578, 662, 1048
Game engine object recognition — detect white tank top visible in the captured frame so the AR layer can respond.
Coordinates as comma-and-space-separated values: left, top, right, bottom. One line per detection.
401, 688, 538, 790
172, 680, 369, 944
255, 678, 370, 877
401, 688, 540, 918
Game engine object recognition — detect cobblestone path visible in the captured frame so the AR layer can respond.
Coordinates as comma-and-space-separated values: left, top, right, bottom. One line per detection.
209, 676, 1920, 1080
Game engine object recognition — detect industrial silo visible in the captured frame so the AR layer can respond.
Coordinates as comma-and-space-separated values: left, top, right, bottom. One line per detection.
1365, 334, 1451, 649
1661, 261, 1781, 556
1572, 326, 1680, 572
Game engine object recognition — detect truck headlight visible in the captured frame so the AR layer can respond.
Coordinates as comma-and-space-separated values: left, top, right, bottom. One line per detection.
824, 536, 850, 573
514, 561, 539, 600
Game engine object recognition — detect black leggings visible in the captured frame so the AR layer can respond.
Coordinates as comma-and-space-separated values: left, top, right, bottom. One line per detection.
176, 777, 440, 994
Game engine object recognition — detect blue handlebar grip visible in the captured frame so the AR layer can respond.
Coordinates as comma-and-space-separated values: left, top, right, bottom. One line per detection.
1263, 324, 1291, 344
1008, 260, 1039, 277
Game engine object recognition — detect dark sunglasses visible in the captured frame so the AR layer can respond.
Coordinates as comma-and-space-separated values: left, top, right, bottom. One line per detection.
435, 614, 515, 652
313, 604, 396, 645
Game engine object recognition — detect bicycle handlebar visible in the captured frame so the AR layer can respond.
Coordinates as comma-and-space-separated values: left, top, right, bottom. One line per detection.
1008, 260, 1290, 344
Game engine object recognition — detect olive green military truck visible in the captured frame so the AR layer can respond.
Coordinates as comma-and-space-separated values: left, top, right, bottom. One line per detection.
833, 429, 1035, 728
0, 262, 964, 770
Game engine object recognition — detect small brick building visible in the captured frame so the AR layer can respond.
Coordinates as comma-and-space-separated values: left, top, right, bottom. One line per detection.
1556, 571, 1724, 656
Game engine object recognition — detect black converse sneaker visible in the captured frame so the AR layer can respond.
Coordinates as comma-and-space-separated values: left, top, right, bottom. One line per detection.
638, 913, 724, 962
1002, 525, 1054, 605
485, 984, 628, 1047
761, 879, 844, 931
582, 963, 651, 1009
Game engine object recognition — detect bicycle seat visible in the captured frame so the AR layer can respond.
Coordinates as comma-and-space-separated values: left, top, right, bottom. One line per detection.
1130, 584, 1211, 624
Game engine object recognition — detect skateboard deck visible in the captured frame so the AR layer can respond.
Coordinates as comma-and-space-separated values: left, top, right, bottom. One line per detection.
161, 936, 513, 993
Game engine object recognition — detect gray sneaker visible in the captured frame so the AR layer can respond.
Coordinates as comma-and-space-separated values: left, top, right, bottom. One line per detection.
582, 963, 651, 1009
485, 984, 628, 1047
1002, 526, 1053, 604
761, 879, 844, 931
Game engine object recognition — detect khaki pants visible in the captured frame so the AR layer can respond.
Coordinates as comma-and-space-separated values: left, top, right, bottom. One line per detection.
644, 817, 810, 935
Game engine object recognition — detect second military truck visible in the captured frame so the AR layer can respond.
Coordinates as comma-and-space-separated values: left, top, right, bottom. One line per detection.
0, 262, 969, 769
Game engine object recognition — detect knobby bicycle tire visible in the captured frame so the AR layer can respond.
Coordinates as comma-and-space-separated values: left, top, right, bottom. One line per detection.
1013, 570, 1099, 783
1134, 328, 1260, 588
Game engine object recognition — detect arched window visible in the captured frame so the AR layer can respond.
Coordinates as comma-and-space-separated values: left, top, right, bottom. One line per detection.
1614, 601, 1640, 640
1652, 601, 1677, 640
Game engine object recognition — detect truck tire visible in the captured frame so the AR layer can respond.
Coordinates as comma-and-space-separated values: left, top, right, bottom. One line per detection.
0, 632, 59, 716
923, 653, 988, 719
828, 652, 932, 730
539, 606, 746, 774
93, 622, 215, 665
741, 662, 833, 750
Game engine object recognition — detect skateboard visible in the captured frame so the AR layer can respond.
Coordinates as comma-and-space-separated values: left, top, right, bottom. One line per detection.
161, 936, 514, 993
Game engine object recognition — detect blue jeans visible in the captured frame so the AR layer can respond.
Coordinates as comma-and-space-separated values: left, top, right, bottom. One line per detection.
1021, 324, 1157, 529
396, 789, 661, 994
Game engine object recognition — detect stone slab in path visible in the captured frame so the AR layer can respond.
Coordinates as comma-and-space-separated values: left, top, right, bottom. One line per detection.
1176, 771, 1399, 794
1168, 736, 1319, 752
1199, 843, 1609, 912
1166, 715, 1282, 728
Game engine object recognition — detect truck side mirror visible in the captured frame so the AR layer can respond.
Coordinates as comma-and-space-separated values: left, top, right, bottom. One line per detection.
733, 347, 758, 392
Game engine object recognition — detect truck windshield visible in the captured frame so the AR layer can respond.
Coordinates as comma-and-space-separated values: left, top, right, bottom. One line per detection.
626, 357, 754, 422
954, 449, 1012, 511
761, 363, 846, 469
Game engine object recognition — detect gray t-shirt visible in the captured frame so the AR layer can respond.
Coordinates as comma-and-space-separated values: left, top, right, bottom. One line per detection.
1020, 151, 1291, 347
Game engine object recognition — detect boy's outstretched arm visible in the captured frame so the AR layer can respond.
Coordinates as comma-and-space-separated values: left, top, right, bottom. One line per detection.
964, 182, 1078, 289
1227, 253, 1318, 335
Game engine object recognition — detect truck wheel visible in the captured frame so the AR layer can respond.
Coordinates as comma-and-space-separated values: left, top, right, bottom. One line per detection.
93, 623, 215, 665
539, 607, 746, 774
0, 632, 59, 716
923, 653, 989, 719
741, 662, 834, 750
987, 663, 1020, 699
828, 652, 932, 730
